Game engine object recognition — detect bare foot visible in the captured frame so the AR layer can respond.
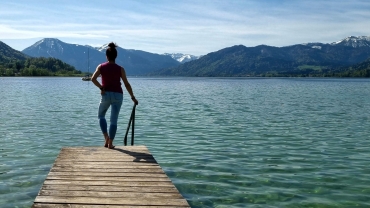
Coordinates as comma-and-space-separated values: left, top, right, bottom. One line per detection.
108, 139, 115, 149
104, 134, 109, 148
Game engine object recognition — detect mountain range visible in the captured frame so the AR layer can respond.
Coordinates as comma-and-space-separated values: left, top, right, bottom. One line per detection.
21, 38, 200, 75
163, 53, 200, 63
2, 35, 370, 77
153, 36, 370, 76
22, 38, 180, 75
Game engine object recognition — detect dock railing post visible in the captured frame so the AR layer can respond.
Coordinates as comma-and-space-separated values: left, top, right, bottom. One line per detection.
124, 104, 136, 146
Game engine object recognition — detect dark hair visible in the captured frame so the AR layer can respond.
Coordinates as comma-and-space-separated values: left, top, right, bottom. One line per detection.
106, 42, 118, 61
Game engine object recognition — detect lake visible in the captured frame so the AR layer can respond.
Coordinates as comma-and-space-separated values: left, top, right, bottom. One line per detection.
0, 77, 370, 207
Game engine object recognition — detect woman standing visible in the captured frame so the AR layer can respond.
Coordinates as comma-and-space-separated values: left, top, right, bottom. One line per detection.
91, 42, 138, 149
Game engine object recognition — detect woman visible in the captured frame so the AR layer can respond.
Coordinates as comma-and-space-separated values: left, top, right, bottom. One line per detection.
91, 42, 138, 149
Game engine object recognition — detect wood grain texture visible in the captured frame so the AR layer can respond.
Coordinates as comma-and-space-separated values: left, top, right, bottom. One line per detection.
33, 146, 190, 207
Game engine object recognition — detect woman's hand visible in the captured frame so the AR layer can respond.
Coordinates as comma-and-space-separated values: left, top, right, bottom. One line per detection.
100, 87, 105, 95
132, 97, 138, 105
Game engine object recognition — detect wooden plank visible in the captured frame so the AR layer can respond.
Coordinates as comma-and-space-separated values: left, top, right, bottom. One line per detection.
34, 196, 189, 206
58, 151, 152, 156
50, 167, 165, 173
52, 164, 162, 169
53, 163, 159, 167
33, 204, 187, 208
33, 146, 190, 207
57, 153, 154, 157
39, 190, 184, 198
62, 146, 149, 150
55, 154, 155, 158
61, 147, 150, 153
56, 158, 154, 163
43, 180, 175, 186
53, 161, 158, 165
47, 171, 167, 177
60, 150, 151, 157
55, 157, 156, 162
45, 176, 171, 182
60, 149, 151, 152
58, 150, 153, 156
41, 185, 180, 193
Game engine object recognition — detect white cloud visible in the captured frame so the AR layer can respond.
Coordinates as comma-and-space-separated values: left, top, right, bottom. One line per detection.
1, 0, 370, 55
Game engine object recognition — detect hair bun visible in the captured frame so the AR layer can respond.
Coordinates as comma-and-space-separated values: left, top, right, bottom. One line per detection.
108, 42, 117, 48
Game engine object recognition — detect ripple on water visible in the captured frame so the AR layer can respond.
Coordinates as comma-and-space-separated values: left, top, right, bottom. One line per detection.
1, 77, 370, 207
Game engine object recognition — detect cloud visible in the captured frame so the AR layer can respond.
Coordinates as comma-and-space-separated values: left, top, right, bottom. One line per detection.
0, 24, 109, 39
1, 0, 370, 55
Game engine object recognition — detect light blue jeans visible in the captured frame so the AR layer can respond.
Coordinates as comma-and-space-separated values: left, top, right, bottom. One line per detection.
98, 91, 123, 140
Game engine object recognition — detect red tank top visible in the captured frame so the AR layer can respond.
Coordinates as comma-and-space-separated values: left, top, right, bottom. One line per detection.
100, 62, 123, 94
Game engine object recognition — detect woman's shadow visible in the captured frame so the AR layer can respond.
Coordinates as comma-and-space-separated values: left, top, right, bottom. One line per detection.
112, 147, 157, 163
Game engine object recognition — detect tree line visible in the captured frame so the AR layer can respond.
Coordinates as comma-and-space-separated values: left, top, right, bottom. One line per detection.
0, 57, 82, 76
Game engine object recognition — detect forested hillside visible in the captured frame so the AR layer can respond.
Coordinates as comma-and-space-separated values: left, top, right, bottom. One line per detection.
152, 37, 370, 77
335, 58, 370, 77
0, 41, 81, 76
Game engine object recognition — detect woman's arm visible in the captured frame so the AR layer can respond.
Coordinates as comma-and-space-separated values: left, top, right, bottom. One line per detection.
91, 64, 105, 94
121, 67, 138, 105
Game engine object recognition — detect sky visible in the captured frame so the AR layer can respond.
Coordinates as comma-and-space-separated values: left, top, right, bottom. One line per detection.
1, 0, 370, 56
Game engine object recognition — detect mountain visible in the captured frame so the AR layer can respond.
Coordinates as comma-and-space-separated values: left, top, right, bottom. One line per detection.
336, 57, 370, 77
22, 38, 180, 75
0, 40, 80, 76
331, 36, 370, 48
96, 45, 199, 64
95, 43, 109, 52
153, 36, 370, 77
8, 35, 370, 77
22, 38, 103, 73
117, 49, 181, 75
163, 53, 200, 63
0, 41, 29, 62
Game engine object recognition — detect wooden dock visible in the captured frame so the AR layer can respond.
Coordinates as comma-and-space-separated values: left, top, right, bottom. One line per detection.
32, 145, 190, 207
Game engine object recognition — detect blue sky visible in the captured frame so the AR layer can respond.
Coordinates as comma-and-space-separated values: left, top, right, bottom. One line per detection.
1, 0, 370, 56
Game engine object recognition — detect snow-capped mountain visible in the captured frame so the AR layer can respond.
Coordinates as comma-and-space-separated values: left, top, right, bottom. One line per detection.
95, 43, 109, 52
96, 46, 199, 63
22, 38, 180, 75
23, 38, 106, 72
163, 53, 200, 63
28, 38, 66, 56
331, 36, 370, 48
20, 35, 370, 76
301, 36, 370, 50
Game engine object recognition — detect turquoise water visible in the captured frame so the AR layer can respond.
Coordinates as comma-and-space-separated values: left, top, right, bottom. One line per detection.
1, 77, 370, 207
